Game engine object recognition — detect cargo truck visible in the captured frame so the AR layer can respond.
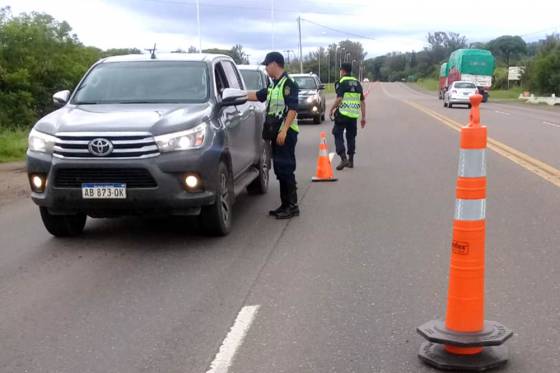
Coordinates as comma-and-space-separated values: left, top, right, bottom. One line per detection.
447, 49, 496, 102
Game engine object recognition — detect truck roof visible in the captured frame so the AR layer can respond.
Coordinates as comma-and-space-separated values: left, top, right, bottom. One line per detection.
448, 49, 495, 76
100, 53, 231, 63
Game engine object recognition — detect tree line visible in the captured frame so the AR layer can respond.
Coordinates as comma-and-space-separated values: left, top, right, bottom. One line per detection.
0, 7, 251, 130
363, 31, 560, 95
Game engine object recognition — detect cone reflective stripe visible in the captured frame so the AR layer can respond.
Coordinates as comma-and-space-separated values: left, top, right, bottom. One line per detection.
458, 149, 487, 177
312, 131, 337, 182
417, 94, 513, 372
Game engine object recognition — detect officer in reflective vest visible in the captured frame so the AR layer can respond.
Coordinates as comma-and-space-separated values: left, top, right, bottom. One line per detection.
247, 52, 300, 219
329, 62, 366, 170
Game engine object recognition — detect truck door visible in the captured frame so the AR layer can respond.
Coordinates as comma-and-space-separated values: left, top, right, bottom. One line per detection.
216, 61, 256, 178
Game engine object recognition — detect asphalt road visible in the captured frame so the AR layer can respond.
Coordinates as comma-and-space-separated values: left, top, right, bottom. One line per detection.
1, 83, 559, 373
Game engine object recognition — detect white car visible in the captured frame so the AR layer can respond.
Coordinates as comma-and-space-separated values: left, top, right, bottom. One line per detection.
444, 81, 478, 108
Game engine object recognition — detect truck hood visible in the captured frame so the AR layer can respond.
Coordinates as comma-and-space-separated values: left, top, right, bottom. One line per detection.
33, 103, 213, 136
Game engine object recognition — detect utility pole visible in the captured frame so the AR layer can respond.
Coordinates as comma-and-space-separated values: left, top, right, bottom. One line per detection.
196, 0, 202, 52
318, 49, 321, 81
271, 0, 275, 49
284, 50, 291, 65
297, 16, 303, 73
327, 50, 330, 84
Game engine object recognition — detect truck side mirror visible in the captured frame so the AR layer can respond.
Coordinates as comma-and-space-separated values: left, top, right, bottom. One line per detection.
221, 88, 248, 107
53, 90, 71, 107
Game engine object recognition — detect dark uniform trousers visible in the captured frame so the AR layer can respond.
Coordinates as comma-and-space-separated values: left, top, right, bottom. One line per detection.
332, 114, 357, 156
271, 128, 298, 206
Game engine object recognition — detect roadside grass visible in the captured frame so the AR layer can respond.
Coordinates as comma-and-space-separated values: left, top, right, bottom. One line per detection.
489, 87, 523, 101
414, 79, 525, 102
416, 78, 439, 92
0, 129, 28, 163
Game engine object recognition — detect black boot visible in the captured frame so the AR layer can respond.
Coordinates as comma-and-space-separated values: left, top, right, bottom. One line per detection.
276, 183, 299, 219
336, 154, 350, 171
269, 181, 287, 216
348, 154, 354, 168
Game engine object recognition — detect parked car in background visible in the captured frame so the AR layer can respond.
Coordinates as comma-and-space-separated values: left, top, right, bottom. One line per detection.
291, 73, 326, 124
27, 53, 270, 237
444, 81, 478, 108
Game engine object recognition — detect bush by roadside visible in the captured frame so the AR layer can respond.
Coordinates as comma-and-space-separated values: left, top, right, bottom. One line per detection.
0, 129, 28, 163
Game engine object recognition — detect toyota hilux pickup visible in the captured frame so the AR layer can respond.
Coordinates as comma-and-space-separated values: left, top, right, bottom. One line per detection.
27, 53, 270, 237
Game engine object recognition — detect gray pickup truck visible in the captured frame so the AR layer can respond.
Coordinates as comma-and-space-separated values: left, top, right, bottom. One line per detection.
27, 53, 270, 237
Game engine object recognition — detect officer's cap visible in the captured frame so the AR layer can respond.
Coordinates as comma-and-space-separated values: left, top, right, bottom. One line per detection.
261, 51, 285, 67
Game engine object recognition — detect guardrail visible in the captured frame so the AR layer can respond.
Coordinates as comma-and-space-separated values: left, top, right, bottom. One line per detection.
518, 93, 560, 106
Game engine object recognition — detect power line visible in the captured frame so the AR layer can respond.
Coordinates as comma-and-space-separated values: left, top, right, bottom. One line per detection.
129, 0, 365, 17
301, 18, 375, 41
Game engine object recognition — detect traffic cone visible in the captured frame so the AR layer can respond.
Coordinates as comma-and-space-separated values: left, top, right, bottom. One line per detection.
417, 94, 513, 371
312, 131, 337, 182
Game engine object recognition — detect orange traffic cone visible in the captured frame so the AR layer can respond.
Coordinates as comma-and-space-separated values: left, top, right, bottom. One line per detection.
417, 94, 513, 371
312, 131, 337, 182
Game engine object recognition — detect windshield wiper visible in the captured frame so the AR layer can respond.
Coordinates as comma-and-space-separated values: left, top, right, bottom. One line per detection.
74, 101, 100, 105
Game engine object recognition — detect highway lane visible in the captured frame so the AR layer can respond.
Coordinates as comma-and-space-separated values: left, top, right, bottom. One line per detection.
1, 85, 560, 372
398, 83, 560, 170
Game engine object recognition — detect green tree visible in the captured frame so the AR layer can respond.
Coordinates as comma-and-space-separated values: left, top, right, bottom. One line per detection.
202, 45, 249, 64
0, 7, 102, 129
525, 34, 560, 94
102, 48, 141, 57
486, 35, 527, 67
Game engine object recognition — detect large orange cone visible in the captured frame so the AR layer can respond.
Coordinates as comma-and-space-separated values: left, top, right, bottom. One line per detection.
312, 131, 337, 182
417, 94, 513, 371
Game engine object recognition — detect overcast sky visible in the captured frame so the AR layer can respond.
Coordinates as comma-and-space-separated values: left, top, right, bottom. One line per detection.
5, 0, 560, 63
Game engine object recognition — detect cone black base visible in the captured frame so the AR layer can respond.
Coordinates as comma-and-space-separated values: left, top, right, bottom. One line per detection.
417, 320, 513, 347
419, 342, 509, 372
311, 177, 337, 182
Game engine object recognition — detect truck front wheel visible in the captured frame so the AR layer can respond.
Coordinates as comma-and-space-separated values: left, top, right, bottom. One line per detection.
200, 162, 233, 236
39, 207, 87, 237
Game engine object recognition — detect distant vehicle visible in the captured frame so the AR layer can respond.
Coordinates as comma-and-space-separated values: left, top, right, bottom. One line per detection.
27, 53, 270, 237
237, 64, 270, 91
438, 62, 448, 100
238, 65, 268, 131
443, 81, 478, 109
447, 49, 496, 103
290, 73, 326, 124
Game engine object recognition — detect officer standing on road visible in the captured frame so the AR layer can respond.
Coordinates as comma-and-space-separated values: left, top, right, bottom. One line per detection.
329, 62, 366, 170
247, 52, 300, 219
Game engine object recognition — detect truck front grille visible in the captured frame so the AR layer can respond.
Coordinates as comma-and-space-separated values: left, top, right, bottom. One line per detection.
54, 168, 158, 188
53, 132, 159, 159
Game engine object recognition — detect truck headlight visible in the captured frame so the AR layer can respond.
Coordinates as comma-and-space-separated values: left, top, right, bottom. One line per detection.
28, 128, 56, 154
155, 123, 207, 153
306, 94, 319, 104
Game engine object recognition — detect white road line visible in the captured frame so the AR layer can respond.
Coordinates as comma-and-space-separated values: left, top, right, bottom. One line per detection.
205, 305, 260, 373
495, 110, 511, 116
543, 121, 560, 128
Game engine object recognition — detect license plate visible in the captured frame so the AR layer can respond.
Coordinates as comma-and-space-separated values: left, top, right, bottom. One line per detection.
82, 183, 127, 199
463, 92, 470, 95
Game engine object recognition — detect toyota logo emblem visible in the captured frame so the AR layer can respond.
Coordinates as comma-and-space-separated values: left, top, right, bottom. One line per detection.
88, 138, 113, 156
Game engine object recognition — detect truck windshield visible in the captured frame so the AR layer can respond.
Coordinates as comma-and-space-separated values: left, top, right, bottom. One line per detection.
73, 61, 209, 104
240, 70, 266, 90
293, 77, 317, 90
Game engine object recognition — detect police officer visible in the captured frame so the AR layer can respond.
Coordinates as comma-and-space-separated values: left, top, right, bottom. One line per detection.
329, 62, 366, 170
247, 52, 300, 219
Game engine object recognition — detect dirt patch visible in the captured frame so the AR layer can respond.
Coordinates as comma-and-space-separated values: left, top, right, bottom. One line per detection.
0, 162, 29, 207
